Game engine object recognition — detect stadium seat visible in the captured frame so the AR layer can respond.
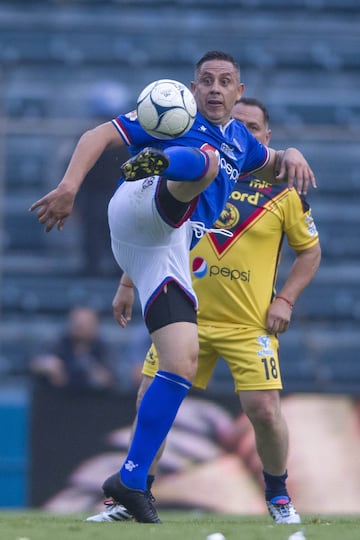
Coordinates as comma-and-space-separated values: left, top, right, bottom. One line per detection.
294, 281, 360, 321
5, 135, 50, 188
1, 0, 359, 399
4, 213, 46, 252
1, 275, 136, 316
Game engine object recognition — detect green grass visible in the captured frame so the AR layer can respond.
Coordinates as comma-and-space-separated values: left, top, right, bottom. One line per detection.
0, 511, 359, 540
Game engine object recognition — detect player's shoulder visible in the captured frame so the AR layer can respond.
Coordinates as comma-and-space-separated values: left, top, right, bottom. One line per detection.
279, 184, 314, 215
115, 109, 138, 125
286, 185, 311, 205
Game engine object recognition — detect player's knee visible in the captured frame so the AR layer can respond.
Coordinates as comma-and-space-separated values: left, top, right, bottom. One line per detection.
242, 391, 281, 427
170, 347, 199, 382
193, 149, 219, 191
168, 150, 218, 201
250, 406, 276, 427
185, 355, 198, 381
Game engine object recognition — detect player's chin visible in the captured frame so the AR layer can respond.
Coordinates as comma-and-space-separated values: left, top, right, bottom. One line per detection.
204, 107, 226, 124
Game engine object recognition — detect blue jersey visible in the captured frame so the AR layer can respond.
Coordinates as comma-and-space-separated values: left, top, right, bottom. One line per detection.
112, 110, 270, 230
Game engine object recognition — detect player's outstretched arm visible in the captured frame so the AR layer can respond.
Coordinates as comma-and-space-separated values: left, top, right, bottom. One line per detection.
30, 122, 122, 232
29, 183, 77, 233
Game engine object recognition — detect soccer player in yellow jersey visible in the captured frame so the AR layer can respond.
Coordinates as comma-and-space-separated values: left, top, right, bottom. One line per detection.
87, 97, 321, 524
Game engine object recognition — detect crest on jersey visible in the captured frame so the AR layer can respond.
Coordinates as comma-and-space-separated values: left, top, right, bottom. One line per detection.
220, 142, 236, 160
214, 202, 240, 230
256, 335, 275, 356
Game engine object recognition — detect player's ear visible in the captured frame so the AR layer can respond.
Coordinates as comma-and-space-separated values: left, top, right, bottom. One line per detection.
190, 81, 196, 93
265, 128, 272, 146
237, 82, 245, 100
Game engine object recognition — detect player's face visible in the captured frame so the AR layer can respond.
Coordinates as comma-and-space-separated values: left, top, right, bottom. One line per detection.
232, 103, 271, 145
191, 60, 244, 126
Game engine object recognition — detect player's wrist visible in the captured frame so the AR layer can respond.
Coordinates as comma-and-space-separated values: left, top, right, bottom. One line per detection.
120, 281, 134, 289
275, 295, 294, 309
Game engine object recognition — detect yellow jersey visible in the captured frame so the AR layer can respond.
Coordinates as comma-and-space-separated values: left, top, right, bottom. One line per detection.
191, 175, 319, 329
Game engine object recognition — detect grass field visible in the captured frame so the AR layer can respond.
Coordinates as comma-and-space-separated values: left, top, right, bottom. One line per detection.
1, 511, 360, 540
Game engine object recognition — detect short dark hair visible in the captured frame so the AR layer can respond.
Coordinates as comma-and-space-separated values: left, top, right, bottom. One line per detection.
236, 97, 270, 126
195, 51, 240, 78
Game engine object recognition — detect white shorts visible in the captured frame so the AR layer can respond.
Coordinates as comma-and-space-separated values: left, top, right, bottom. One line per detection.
108, 177, 197, 317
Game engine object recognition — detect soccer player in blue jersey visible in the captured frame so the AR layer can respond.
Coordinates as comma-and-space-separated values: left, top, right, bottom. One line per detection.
86, 97, 321, 524
31, 51, 316, 523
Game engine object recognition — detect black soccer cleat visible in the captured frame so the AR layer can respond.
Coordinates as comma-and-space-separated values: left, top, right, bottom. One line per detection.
102, 472, 161, 524
120, 147, 169, 181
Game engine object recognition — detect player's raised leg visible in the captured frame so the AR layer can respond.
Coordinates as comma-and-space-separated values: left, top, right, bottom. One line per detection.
121, 147, 169, 181
121, 146, 218, 189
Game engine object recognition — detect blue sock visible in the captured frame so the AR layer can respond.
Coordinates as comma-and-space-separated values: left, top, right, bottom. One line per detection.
162, 146, 210, 181
263, 470, 290, 501
120, 370, 191, 490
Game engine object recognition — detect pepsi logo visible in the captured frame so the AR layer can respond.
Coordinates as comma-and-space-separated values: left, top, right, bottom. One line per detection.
192, 257, 208, 278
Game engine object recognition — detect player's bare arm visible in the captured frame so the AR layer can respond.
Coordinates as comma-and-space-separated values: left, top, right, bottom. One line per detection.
266, 243, 321, 334
30, 122, 123, 232
257, 147, 316, 194
113, 274, 135, 328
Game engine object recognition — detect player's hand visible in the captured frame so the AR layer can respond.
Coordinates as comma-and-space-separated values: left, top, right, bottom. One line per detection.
276, 147, 316, 195
266, 297, 292, 334
112, 281, 134, 328
29, 184, 76, 232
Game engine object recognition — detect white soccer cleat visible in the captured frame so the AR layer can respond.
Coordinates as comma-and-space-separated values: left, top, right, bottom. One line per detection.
86, 500, 133, 522
266, 496, 301, 524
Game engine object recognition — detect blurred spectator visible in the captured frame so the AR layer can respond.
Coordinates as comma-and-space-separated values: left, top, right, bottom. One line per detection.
30, 306, 117, 389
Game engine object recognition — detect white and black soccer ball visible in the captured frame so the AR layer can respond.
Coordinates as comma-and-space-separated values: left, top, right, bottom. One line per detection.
136, 79, 197, 139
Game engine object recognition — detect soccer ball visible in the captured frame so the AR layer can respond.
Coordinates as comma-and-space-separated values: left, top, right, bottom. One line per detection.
136, 79, 197, 139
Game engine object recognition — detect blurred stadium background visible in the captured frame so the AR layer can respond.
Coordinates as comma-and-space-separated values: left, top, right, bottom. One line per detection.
0, 0, 359, 513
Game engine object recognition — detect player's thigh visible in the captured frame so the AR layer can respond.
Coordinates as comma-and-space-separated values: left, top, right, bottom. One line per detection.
151, 322, 199, 381
145, 280, 196, 334
152, 321, 199, 380
142, 326, 219, 388
192, 323, 219, 389
108, 180, 155, 243
109, 179, 176, 246
210, 326, 282, 392
141, 333, 198, 380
